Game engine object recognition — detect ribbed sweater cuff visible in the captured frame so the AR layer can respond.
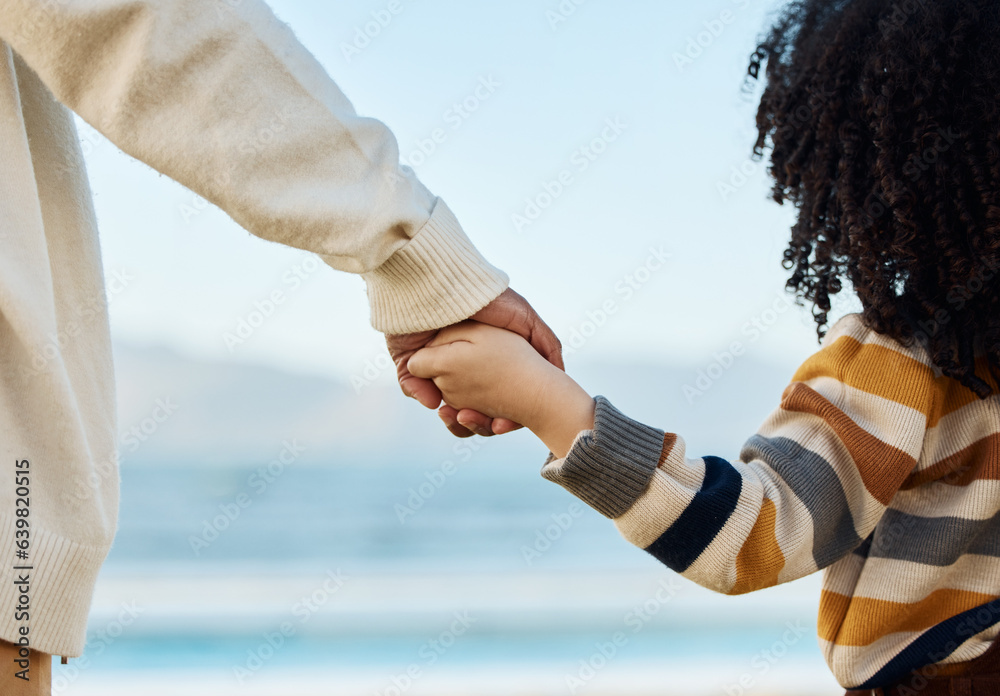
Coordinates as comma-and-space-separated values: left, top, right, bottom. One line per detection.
541, 396, 665, 519
0, 513, 108, 657
363, 200, 510, 334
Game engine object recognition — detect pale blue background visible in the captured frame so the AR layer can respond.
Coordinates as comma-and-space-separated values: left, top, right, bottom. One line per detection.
57, 1, 853, 694
86, 0, 858, 382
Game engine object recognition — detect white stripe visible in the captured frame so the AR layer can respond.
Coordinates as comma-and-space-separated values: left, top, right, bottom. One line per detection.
824, 631, 923, 688
891, 479, 1000, 521
937, 625, 999, 665
842, 554, 1000, 603
858, 328, 934, 369
822, 551, 866, 597
920, 396, 1000, 472
614, 437, 703, 548
614, 463, 702, 549
797, 376, 927, 459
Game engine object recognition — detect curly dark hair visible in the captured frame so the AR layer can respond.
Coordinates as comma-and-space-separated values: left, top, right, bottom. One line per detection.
747, 0, 1000, 397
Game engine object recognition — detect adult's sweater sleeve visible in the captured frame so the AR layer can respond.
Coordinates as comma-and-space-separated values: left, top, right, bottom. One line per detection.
0, 0, 509, 334
541, 315, 938, 594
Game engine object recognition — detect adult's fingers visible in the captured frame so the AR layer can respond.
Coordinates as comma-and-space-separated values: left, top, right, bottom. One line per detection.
472, 288, 564, 371
490, 417, 523, 435
398, 372, 442, 410
385, 330, 442, 409
437, 408, 475, 438
438, 404, 494, 438
454, 410, 521, 435
456, 410, 496, 438
528, 316, 564, 371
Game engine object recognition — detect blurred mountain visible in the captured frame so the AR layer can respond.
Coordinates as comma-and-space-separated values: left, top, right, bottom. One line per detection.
112, 342, 448, 466
112, 342, 796, 467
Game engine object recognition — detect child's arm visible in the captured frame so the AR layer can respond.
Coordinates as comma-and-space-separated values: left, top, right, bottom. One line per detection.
408, 318, 937, 595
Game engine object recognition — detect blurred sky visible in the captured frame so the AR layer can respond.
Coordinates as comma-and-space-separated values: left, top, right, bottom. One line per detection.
84, 0, 861, 383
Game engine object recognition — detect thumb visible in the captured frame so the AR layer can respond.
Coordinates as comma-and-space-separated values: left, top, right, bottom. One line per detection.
406, 345, 449, 380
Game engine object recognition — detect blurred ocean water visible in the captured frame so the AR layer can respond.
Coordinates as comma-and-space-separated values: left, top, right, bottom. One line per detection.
53, 459, 842, 695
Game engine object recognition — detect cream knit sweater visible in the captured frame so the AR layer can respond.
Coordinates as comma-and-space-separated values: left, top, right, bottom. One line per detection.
0, 0, 508, 657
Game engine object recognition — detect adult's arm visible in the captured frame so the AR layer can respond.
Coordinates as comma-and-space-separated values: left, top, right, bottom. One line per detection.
0, 0, 509, 334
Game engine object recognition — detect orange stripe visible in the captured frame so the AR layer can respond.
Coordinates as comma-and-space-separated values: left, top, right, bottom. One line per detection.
792, 336, 936, 417
903, 433, 1000, 489
657, 433, 678, 469
781, 383, 915, 505
818, 590, 852, 643
792, 335, 998, 427
819, 588, 998, 646
729, 498, 785, 595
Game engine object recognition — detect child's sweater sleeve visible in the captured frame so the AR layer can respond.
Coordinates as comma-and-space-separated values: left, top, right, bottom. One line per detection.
541, 316, 938, 594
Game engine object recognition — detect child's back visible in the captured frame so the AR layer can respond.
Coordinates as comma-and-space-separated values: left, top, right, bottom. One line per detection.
542, 313, 999, 690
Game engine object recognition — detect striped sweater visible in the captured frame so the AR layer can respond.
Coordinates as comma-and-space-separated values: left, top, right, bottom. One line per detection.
541, 313, 1000, 689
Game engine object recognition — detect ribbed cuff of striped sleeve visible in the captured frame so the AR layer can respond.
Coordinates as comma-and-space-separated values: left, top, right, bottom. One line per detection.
362, 200, 510, 335
541, 396, 665, 519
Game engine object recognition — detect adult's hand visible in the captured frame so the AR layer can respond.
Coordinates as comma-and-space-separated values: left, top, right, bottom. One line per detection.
385, 288, 564, 438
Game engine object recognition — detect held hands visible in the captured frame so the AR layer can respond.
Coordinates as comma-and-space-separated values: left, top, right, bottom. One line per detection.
407, 322, 555, 426
407, 323, 596, 459
385, 288, 564, 438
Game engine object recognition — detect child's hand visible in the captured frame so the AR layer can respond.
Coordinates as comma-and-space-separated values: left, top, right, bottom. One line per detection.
408, 322, 552, 423
408, 322, 595, 457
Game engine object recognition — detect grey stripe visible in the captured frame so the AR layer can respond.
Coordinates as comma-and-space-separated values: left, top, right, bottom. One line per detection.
741, 434, 862, 568
869, 508, 1000, 566
541, 396, 665, 519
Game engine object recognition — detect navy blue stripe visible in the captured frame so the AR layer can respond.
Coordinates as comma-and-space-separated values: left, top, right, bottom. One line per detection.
854, 598, 1000, 690
852, 533, 873, 559
644, 456, 743, 572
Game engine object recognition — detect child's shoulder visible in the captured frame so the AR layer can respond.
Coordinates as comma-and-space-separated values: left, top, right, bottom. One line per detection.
792, 313, 940, 417
805, 315, 995, 442
820, 313, 933, 368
